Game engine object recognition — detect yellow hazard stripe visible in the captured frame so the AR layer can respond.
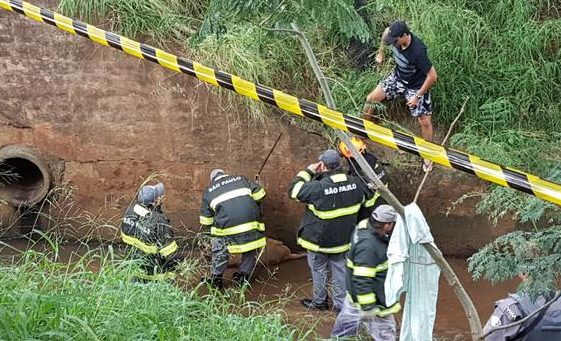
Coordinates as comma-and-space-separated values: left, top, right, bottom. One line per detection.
193, 62, 218, 86
155, 49, 180, 72
0, 1, 11, 11
3, 0, 561, 207
120, 36, 143, 59
53, 13, 75, 34
274, 90, 303, 116
21, 1, 42, 22
232, 75, 259, 100
318, 105, 348, 132
86, 25, 108, 46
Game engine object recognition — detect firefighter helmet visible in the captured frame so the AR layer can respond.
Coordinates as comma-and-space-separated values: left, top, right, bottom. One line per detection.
338, 137, 366, 158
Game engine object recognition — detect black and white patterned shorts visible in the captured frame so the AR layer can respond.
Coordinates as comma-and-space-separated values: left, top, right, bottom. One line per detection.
381, 71, 432, 117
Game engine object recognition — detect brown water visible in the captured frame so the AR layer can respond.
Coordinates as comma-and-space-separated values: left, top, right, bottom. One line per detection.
245, 257, 518, 339
0, 240, 517, 339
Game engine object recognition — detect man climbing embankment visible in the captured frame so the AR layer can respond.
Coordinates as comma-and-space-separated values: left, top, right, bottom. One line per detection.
363, 20, 438, 172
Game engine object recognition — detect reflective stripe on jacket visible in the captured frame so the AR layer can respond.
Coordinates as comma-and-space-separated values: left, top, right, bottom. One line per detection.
121, 203, 178, 257
346, 219, 401, 315
288, 169, 374, 253
199, 174, 266, 253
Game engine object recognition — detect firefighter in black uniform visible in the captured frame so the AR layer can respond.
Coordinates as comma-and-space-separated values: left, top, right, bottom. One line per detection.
331, 204, 401, 340
288, 149, 376, 312
338, 136, 388, 219
199, 169, 266, 289
121, 182, 181, 281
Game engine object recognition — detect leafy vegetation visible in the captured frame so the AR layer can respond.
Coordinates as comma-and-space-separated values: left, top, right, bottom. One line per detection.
469, 226, 561, 298
56, 0, 561, 293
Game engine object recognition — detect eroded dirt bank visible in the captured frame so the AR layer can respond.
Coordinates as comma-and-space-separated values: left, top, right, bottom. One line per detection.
1, 1, 520, 257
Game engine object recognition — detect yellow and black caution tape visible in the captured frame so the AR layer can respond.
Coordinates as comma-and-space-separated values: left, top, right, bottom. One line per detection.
2, 0, 561, 206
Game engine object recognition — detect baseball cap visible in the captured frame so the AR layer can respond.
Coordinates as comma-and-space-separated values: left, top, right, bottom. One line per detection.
319, 149, 342, 169
371, 204, 397, 223
384, 21, 410, 44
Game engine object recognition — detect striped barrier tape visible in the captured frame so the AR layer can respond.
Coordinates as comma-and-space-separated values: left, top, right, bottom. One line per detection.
2, 0, 561, 206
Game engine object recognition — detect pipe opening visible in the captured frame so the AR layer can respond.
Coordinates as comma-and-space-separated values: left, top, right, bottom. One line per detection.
0, 158, 44, 205
0, 145, 51, 207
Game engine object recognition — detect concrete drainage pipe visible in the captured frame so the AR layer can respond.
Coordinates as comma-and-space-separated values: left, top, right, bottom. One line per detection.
0, 145, 51, 207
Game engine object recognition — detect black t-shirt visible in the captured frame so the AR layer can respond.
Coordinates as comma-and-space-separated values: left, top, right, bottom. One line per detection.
390, 34, 432, 88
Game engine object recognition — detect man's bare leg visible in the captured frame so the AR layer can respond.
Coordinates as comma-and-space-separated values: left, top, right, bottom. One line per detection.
364, 84, 386, 121
418, 114, 434, 171
418, 114, 433, 141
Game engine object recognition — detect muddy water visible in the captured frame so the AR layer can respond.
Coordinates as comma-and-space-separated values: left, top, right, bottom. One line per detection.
0, 240, 517, 339
246, 257, 518, 339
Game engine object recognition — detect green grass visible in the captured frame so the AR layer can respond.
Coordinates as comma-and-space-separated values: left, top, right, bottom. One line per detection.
0, 243, 310, 340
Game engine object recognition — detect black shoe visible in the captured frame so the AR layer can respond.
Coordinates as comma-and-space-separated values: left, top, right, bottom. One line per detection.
232, 272, 250, 286
201, 275, 223, 289
301, 298, 329, 311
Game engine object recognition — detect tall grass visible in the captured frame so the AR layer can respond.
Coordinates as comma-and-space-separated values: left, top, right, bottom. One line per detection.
0, 242, 309, 340
58, 0, 204, 42
57, 0, 561, 141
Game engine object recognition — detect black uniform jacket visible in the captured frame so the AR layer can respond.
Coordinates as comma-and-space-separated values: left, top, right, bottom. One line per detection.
121, 202, 178, 257
346, 151, 388, 220
345, 219, 401, 315
199, 174, 266, 253
288, 168, 375, 253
